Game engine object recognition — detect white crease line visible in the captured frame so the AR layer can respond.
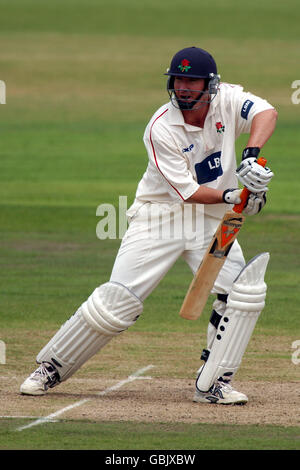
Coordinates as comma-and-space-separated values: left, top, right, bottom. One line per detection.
16, 364, 154, 432
1, 416, 59, 422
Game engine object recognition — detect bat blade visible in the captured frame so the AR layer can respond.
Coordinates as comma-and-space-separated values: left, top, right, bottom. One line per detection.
179, 211, 245, 320
179, 156, 267, 321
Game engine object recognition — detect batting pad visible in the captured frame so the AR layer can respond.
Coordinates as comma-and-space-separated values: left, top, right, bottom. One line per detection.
37, 282, 143, 382
196, 252, 269, 392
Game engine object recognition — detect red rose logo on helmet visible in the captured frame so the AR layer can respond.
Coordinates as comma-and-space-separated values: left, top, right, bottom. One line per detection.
178, 59, 191, 72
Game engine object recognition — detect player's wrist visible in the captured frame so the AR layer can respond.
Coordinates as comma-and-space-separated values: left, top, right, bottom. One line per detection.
242, 147, 260, 161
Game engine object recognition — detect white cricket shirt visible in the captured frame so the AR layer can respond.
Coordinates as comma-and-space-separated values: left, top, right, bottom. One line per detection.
128, 82, 274, 220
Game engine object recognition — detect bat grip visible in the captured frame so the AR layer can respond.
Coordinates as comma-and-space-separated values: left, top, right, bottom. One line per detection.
233, 157, 267, 214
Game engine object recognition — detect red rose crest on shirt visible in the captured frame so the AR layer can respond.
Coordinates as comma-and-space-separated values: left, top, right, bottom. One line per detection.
216, 121, 225, 133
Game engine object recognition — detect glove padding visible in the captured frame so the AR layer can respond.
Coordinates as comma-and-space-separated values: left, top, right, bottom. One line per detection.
242, 192, 266, 216
222, 188, 266, 216
236, 157, 274, 193
222, 188, 242, 205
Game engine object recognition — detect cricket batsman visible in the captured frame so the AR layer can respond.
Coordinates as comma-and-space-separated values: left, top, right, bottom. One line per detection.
20, 47, 277, 404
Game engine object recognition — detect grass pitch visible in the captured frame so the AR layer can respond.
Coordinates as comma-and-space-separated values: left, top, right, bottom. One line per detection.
0, 0, 299, 451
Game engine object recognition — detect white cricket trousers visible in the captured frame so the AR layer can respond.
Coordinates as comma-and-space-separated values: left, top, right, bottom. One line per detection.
110, 202, 245, 302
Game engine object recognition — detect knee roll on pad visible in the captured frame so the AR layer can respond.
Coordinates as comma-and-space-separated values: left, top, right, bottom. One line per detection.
196, 252, 270, 392
81, 282, 143, 335
37, 282, 143, 382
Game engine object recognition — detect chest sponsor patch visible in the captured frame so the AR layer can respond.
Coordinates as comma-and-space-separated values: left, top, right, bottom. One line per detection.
195, 151, 223, 184
241, 99, 254, 119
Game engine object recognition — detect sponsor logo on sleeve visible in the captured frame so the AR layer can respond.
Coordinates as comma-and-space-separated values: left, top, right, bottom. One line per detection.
241, 99, 254, 119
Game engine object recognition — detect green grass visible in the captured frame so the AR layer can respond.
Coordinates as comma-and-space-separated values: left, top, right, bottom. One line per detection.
1, 419, 299, 450
0, 0, 299, 41
0, 213, 298, 335
0, 0, 299, 451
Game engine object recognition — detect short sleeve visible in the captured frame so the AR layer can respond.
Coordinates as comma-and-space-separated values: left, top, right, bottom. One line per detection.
144, 122, 200, 201
230, 86, 275, 137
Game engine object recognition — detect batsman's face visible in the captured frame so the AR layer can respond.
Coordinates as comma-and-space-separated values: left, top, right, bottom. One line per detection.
174, 77, 206, 104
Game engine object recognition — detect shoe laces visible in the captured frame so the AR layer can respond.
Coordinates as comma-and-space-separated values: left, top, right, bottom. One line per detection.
215, 379, 233, 393
31, 362, 57, 382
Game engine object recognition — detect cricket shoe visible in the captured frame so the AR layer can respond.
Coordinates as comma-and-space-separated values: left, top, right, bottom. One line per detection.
20, 362, 60, 396
193, 380, 248, 405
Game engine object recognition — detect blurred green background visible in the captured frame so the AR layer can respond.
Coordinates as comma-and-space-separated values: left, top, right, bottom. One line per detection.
1, 0, 299, 328
0, 0, 299, 450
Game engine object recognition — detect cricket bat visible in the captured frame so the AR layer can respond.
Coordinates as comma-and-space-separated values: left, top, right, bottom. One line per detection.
179, 157, 267, 321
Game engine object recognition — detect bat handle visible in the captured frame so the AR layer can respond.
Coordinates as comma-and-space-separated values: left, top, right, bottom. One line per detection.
233, 157, 267, 214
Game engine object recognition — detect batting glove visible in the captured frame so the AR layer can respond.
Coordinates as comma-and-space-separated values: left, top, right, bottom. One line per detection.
236, 159, 274, 193
242, 192, 266, 216
222, 188, 242, 205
